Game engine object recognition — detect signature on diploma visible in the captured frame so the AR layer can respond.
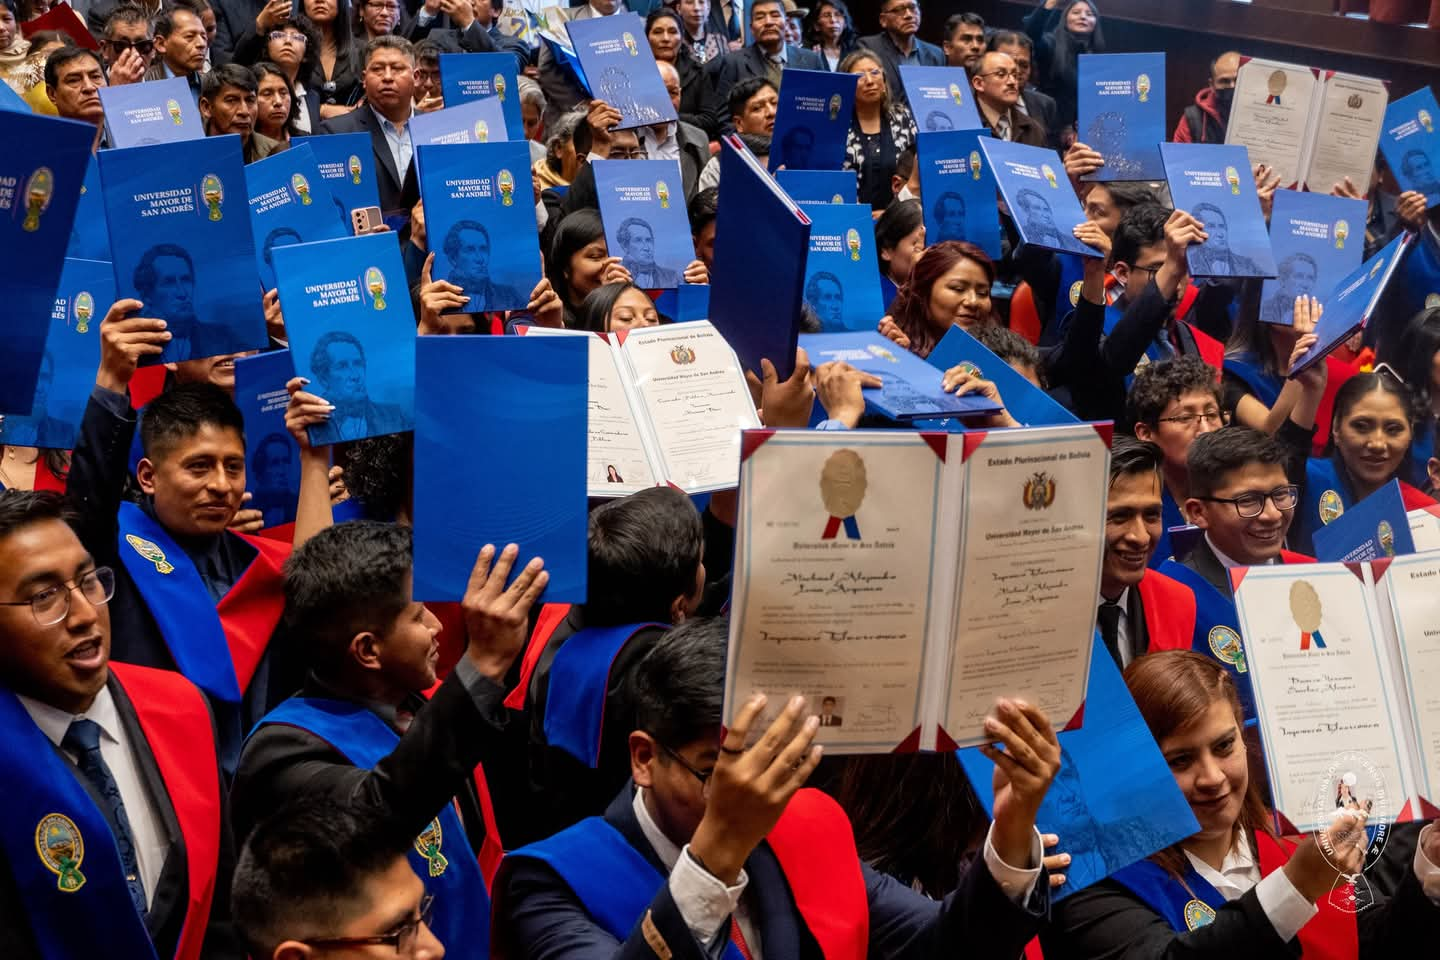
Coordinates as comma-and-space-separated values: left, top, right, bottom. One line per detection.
756, 629, 909, 646
1284, 673, 1359, 696
781, 569, 898, 597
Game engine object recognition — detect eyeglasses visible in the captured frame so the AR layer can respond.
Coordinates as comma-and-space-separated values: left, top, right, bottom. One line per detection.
1154, 409, 1226, 429
1196, 485, 1300, 519
105, 38, 156, 55
609, 145, 648, 159
978, 69, 1022, 82
0, 568, 115, 627
300, 895, 434, 954
660, 743, 713, 794
269, 30, 308, 44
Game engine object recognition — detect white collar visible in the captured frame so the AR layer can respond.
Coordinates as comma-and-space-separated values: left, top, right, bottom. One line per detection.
1098, 585, 1130, 611
588, 1, 624, 16
1205, 533, 1277, 570
17, 685, 122, 751
633, 785, 682, 872
1184, 829, 1259, 895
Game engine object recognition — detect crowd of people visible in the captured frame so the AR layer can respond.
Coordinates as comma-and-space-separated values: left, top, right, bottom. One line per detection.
2, 0, 1440, 957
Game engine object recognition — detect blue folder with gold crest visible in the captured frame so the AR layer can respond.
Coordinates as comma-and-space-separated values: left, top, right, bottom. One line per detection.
594, 158, 695, 291
775, 169, 857, 205
1312, 479, 1415, 563
245, 143, 348, 291
899, 65, 983, 133
800, 331, 1003, 421
99, 76, 204, 148
917, 128, 1001, 259
439, 51, 523, 138
983, 138, 1101, 259
800, 203, 883, 332
565, 12, 677, 130
1258, 190, 1366, 325
769, 68, 857, 172
292, 132, 382, 232
1077, 53, 1166, 182
1160, 143, 1278, 279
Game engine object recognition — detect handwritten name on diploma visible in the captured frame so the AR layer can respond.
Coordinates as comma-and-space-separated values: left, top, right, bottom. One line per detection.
1278, 718, 1382, 739
991, 564, 1076, 608
781, 569, 898, 597
1284, 672, 1359, 696
757, 628, 910, 646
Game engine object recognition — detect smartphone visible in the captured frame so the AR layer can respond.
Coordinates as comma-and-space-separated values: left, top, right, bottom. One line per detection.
350, 206, 384, 235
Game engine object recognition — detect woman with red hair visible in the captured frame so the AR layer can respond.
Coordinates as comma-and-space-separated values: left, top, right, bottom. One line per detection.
879, 241, 1001, 359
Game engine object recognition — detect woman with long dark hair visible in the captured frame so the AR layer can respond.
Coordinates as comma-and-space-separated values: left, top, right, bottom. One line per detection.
579, 282, 661, 333
874, 198, 924, 311
804, 0, 859, 71
253, 61, 301, 144
1023, 0, 1104, 134
881, 241, 1000, 358
302, 0, 360, 114
841, 49, 915, 210
545, 210, 634, 329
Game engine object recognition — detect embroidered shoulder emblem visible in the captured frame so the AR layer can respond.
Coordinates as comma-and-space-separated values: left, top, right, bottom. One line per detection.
1207, 626, 1247, 673
414, 819, 449, 877
125, 534, 175, 574
35, 814, 86, 892
1183, 897, 1216, 930
1318, 489, 1344, 525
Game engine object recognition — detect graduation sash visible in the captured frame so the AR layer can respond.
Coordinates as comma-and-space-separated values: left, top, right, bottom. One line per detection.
115, 501, 287, 703
1223, 352, 1283, 409
505, 602, 573, 711
1148, 487, 1186, 570
1157, 559, 1259, 723
504, 788, 868, 960
256, 698, 491, 959
543, 623, 667, 767
1136, 570, 1199, 655
0, 664, 221, 960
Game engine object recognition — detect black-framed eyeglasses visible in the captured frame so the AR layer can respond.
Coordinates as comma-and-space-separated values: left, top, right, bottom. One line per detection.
1196, 485, 1299, 519
978, 68, 1022, 81
660, 743, 713, 792
105, 38, 156, 55
300, 894, 434, 954
0, 568, 115, 627
1155, 409, 1226, 429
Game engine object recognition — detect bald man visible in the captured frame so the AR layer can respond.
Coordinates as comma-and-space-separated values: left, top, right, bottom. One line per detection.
1173, 51, 1240, 145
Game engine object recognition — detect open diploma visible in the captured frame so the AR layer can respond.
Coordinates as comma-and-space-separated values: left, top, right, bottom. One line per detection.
529, 320, 760, 497
1232, 562, 1440, 832
725, 424, 1109, 753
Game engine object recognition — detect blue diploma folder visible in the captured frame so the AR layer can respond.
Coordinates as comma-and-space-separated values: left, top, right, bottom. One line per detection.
775, 169, 857, 205
0, 78, 27, 113
439, 51, 523, 139
982, 138, 1101, 258
272, 233, 416, 445
246, 143, 349, 291
412, 335, 588, 603
800, 331, 1003, 421
410, 96, 509, 148
1312, 479, 1415, 563
292, 133, 383, 232
0, 257, 111, 449
959, 636, 1200, 899
594, 158, 696, 291
800, 203, 883, 332
927, 326, 1077, 426
233, 350, 301, 530
0, 111, 94, 414
99, 76, 204, 148
899, 65, 983, 133
565, 12, 677, 130
1160, 143, 1278, 279
418, 141, 540, 312
1379, 87, 1440, 206
1077, 53, 1165, 182
98, 134, 266, 365
1258, 190, 1366, 325
1290, 232, 1412, 374
709, 136, 811, 379
67, 156, 110, 262
768, 68, 857, 172
917, 129, 1002, 260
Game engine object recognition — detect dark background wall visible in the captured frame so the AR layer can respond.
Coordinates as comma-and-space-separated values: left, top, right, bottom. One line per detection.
841, 0, 1440, 134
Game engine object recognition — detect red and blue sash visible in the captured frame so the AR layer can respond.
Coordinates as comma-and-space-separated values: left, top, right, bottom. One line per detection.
0, 664, 220, 960
543, 624, 666, 768
115, 501, 287, 703
256, 698, 491, 959
1135, 570, 1200, 655
1156, 559, 1259, 723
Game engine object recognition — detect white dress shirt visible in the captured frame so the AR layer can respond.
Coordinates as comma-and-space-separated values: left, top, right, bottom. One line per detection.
1206, 534, 1279, 571
1097, 586, 1134, 667
635, 786, 1044, 959
640, 123, 681, 161
293, 81, 313, 134
19, 687, 167, 909
371, 105, 415, 179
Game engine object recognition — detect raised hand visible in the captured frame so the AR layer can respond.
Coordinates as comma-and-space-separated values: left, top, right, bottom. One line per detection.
877, 315, 911, 351
417, 253, 473, 334
97, 300, 169, 393
1253, 163, 1282, 222
747, 348, 814, 428
1063, 141, 1105, 183
1396, 190, 1429, 231
981, 698, 1062, 869
461, 543, 548, 682
1072, 219, 1111, 260
524, 276, 564, 328
283, 375, 335, 449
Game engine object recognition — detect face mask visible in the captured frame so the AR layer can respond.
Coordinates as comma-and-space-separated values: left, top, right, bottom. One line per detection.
1216, 86, 1235, 114
896, 185, 916, 202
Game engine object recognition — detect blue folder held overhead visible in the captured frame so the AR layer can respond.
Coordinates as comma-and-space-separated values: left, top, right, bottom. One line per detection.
565, 12, 677, 130
438, 51, 524, 138
917, 128, 1002, 260
800, 203, 884, 332
99, 76, 204, 148
926, 326, 1078, 426
0, 111, 94, 414
272, 233, 417, 446
410, 96, 509, 148
0, 257, 111, 449
1312, 479, 1416, 563
418, 140, 540, 313
593, 158, 696, 291
292, 132, 383, 232
67, 156, 110, 262
232, 350, 301, 530
1289, 232, 1413, 375
1258, 190, 1367, 325
800, 331, 1003, 421
1379, 87, 1440, 206
1160, 143, 1278, 279
1077, 53, 1166, 182
708, 135, 811, 379
775, 169, 857, 205
958, 636, 1201, 900
98, 134, 267, 365
412, 335, 589, 603
768, 68, 857, 172
898, 65, 983, 133
245, 143, 349, 291
982, 138, 1102, 259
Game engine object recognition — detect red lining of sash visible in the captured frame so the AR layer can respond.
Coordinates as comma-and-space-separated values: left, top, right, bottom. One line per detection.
1256, 832, 1358, 960
766, 789, 869, 960
505, 602, 572, 711
219, 532, 290, 693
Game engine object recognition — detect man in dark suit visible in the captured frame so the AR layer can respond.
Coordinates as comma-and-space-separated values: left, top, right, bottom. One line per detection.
0, 490, 240, 960
707, 0, 824, 123
537, 0, 627, 129
307, 331, 409, 443
988, 30, 1059, 148
144, 0, 209, 104
858, 0, 942, 108
495, 617, 1056, 960
233, 523, 547, 957
317, 35, 420, 218
971, 51, 1047, 148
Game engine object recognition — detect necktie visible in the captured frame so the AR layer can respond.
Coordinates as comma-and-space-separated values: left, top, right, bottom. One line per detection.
62, 719, 147, 916
996, 114, 1012, 142
766, 55, 783, 89
1097, 600, 1123, 668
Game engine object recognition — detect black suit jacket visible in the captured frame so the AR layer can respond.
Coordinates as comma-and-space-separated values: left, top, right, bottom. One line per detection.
707, 43, 827, 123
317, 106, 419, 216
497, 785, 1049, 960
0, 677, 240, 960
856, 31, 945, 109
1021, 86, 1060, 148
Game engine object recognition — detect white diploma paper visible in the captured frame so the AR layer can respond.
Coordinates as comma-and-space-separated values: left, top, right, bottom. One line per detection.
1227, 59, 1319, 189
1378, 554, 1440, 808
1302, 73, 1387, 194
